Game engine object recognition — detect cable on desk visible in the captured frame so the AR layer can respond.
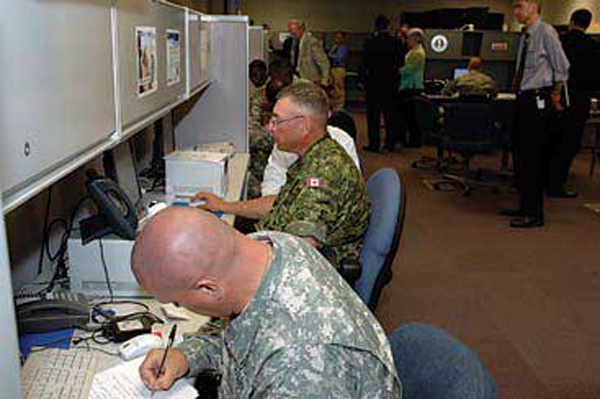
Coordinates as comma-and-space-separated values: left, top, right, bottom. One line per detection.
36, 195, 93, 295
37, 187, 53, 275
98, 238, 114, 302
88, 302, 163, 344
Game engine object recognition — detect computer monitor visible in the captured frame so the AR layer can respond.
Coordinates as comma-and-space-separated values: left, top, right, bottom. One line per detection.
453, 68, 469, 79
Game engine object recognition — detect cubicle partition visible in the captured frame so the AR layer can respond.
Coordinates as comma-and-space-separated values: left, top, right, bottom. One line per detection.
187, 10, 210, 98
1, 1, 250, 214
423, 29, 519, 90
0, 196, 22, 399
175, 15, 250, 153
116, 0, 188, 138
0, 0, 117, 212
249, 26, 266, 62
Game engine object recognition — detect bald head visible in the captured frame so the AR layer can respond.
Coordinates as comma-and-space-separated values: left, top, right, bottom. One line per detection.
131, 207, 268, 316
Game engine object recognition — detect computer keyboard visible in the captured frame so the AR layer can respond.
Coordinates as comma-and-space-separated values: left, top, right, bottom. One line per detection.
21, 348, 98, 399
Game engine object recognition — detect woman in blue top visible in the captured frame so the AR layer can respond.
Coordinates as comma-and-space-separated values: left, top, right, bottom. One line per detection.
399, 28, 426, 147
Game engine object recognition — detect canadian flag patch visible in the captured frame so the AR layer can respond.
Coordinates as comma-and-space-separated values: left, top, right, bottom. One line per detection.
305, 178, 325, 188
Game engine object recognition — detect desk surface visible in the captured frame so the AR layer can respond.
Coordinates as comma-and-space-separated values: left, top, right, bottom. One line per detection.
426, 93, 517, 101
72, 299, 211, 372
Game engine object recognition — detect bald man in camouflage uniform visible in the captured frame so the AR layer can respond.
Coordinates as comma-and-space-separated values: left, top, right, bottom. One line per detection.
194, 82, 370, 271
443, 57, 498, 97
133, 208, 402, 398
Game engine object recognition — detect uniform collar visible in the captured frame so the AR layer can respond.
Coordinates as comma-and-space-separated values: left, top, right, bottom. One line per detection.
223, 233, 283, 364
289, 133, 330, 174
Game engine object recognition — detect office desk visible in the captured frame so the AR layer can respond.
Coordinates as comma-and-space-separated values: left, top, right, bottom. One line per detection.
425, 93, 517, 147
425, 93, 517, 103
72, 299, 211, 372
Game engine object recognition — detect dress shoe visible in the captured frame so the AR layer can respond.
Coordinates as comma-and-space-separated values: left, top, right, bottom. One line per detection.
510, 216, 545, 228
547, 189, 578, 199
497, 208, 525, 217
362, 145, 380, 153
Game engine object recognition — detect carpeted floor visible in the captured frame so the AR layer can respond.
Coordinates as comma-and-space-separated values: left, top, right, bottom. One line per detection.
354, 110, 600, 398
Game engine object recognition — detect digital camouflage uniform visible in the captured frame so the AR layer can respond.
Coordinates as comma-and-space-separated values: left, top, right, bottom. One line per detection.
248, 84, 274, 198
442, 70, 498, 97
256, 135, 370, 269
178, 232, 402, 399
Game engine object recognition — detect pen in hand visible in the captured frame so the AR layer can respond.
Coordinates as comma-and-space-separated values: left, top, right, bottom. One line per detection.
152, 324, 178, 397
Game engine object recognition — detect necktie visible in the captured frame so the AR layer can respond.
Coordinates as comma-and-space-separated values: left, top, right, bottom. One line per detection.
513, 32, 530, 91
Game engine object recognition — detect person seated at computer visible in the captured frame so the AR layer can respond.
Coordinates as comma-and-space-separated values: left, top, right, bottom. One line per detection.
132, 207, 401, 398
442, 57, 498, 98
248, 60, 273, 199
261, 122, 360, 197
192, 82, 371, 271
261, 61, 361, 198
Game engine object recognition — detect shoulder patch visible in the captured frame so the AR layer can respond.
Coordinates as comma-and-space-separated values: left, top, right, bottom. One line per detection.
305, 177, 328, 188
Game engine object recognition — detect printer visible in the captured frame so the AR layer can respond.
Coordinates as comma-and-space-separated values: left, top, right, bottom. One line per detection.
165, 149, 230, 199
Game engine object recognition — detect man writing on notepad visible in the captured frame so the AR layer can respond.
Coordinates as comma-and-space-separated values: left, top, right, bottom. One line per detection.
131, 207, 401, 399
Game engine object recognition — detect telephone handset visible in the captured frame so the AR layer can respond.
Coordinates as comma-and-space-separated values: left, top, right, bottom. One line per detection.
80, 170, 138, 244
16, 299, 91, 334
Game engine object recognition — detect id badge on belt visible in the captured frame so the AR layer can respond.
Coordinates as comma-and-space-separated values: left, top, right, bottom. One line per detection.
536, 95, 546, 110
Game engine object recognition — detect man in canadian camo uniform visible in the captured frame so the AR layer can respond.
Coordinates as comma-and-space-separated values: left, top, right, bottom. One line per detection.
193, 81, 371, 271
132, 207, 402, 399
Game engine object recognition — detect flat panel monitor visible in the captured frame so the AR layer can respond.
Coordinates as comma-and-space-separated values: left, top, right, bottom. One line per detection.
454, 68, 469, 79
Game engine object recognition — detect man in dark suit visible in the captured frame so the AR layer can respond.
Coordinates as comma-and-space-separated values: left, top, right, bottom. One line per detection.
548, 9, 600, 197
362, 15, 401, 153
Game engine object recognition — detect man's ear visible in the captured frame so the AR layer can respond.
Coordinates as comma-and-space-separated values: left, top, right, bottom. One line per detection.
193, 278, 224, 301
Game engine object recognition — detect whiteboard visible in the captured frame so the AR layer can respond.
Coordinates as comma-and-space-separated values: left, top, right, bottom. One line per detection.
0, 0, 116, 196
116, 0, 187, 135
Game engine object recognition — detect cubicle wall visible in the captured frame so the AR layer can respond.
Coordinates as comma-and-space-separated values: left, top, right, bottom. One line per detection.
0, 0, 116, 209
116, 0, 188, 137
187, 10, 209, 97
1, 1, 239, 214
175, 15, 249, 153
423, 29, 518, 89
0, 197, 22, 399
249, 26, 266, 62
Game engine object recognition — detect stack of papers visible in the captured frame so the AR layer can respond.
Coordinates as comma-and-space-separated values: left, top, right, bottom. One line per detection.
89, 357, 197, 399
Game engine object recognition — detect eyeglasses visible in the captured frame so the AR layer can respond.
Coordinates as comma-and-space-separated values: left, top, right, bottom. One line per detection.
268, 115, 304, 128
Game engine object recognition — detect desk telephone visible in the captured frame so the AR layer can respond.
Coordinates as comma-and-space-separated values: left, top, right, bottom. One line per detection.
79, 170, 138, 244
16, 293, 91, 334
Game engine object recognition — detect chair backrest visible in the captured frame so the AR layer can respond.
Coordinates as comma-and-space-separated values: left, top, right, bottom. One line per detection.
389, 324, 498, 399
356, 168, 406, 310
443, 101, 496, 143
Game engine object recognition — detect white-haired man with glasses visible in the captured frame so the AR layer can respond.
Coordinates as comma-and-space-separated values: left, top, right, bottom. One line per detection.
193, 82, 370, 277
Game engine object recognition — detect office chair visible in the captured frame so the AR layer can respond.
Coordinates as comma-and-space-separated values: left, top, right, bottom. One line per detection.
430, 98, 500, 196
355, 168, 406, 311
410, 96, 455, 170
389, 323, 498, 399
